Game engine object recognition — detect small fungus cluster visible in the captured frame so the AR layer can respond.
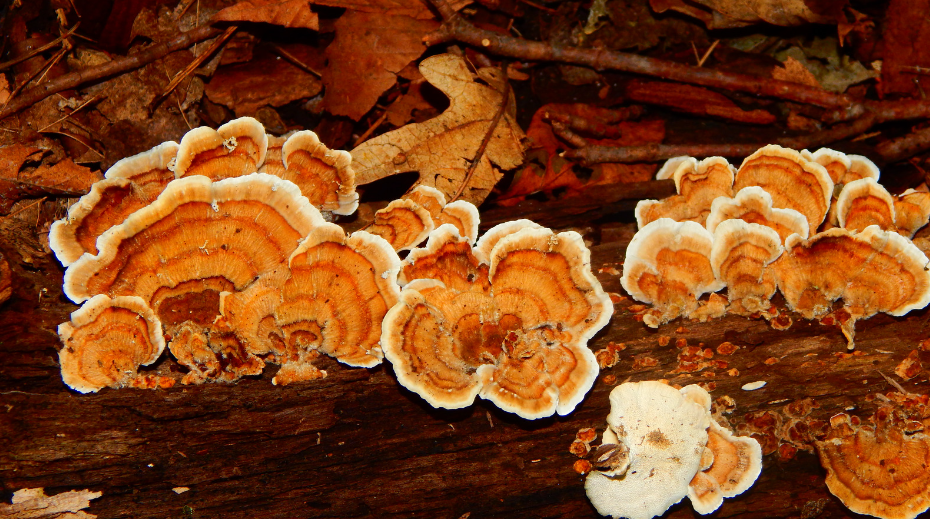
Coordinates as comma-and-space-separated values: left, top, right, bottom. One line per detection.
623, 144, 930, 347
382, 220, 613, 419
585, 381, 762, 519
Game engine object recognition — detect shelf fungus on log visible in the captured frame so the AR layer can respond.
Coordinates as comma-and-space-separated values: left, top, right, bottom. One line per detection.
366, 186, 480, 251
816, 408, 930, 519
836, 178, 897, 233
58, 294, 167, 393
893, 189, 930, 238
705, 186, 809, 244
710, 219, 783, 315
584, 382, 761, 519
620, 218, 724, 328
365, 198, 435, 252
773, 226, 930, 348
381, 221, 612, 419
49, 141, 179, 266
635, 156, 734, 228
62, 174, 325, 383
257, 132, 293, 177
174, 116, 269, 180
733, 144, 833, 232
277, 130, 358, 216
272, 223, 400, 385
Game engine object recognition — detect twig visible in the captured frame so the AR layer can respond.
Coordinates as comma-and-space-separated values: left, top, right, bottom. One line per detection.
353, 111, 388, 148
450, 65, 511, 202
270, 43, 322, 78
0, 25, 219, 121
696, 40, 719, 67
37, 90, 104, 132
875, 125, 930, 164
0, 22, 80, 71
550, 121, 589, 148
424, 0, 851, 109
563, 114, 878, 165
7, 197, 48, 219
149, 26, 237, 114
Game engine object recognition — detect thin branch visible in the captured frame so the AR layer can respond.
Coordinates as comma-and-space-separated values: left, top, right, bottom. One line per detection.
424, 0, 852, 109
270, 44, 322, 78
0, 25, 220, 121
450, 65, 511, 202
148, 26, 237, 114
0, 22, 80, 71
875, 125, 930, 163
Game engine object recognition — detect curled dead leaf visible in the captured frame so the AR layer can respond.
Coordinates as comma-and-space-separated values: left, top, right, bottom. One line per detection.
351, 54, 526, 205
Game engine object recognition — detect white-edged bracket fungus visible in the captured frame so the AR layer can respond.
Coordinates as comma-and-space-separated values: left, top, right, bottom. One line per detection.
836, 177, 896, 233
58, 294, 166, 393
817, 408, 930, 519
366, 185, 480, 251
49, 141, 179, 266
174, 116, 268, 179
273, 223, 400, 385
710, 219, 783, 315
773, 225, 930, 348
705, 186, 809, 244
893, 189, 930, 238
733, 144, 833, 232
635, 156, 734, 228
585, 382, 762, 519
620, 218, 723, 328
381, 221, 612, 419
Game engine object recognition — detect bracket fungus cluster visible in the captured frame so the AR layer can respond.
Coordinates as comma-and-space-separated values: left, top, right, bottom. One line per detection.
624, 145, 930, 346
51, 118, 401, 392
585, 381, 762, 519
816, 407, 930, 519
381, 220, 612, 419
365, 185, 480, 251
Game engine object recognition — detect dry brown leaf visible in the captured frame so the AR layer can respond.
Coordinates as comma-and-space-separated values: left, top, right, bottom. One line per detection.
881, 0, 930, 95
773, 57, 821, 88
213, 0, 319, 30
322, 11, 438, 121
351, 54, 526, 205
650, 0, 840, 28
384, 79, 438, 127
0, 146, 99, 214
308, 0, 471, 20
205, 47, 323, 116
0, 487, 101, 518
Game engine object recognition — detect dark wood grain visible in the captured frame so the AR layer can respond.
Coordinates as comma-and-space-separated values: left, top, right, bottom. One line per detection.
1, 211, 927, 519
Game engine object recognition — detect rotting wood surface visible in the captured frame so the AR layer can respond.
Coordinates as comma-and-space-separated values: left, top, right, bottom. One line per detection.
1, 209, 928, 519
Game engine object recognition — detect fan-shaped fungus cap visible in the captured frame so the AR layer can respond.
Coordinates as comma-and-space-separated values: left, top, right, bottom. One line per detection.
894, 189, 930, 238
216, 269, 288, 357
399, 224, 490, 293
655, 156, 694, 180
688, 419, 763, 514
734, 144, 833, 231
585, 381, 711, 519
58, 294, 165, 393
802, 147, 852, 184
621, 218, 723, 328
705, 186, 809, 244
63, 174, 324, 328
49, 141, 179, 266
406, 185, 480, 245
846, 154, 881, 183
257, 133, 291, 177
836, 178, 896, 232
774, 226, 930, 342
273, 223, 400, 384
279, 130, 358, 215
635, 156, 734, 228
816, 408, 930, 519
175, 116, 268, 179
381, 222, 612, 419
711, 219, 783, 315
365, 198, 435, 252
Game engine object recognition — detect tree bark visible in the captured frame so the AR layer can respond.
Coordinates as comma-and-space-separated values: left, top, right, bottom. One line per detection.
1, 207, 927, 519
